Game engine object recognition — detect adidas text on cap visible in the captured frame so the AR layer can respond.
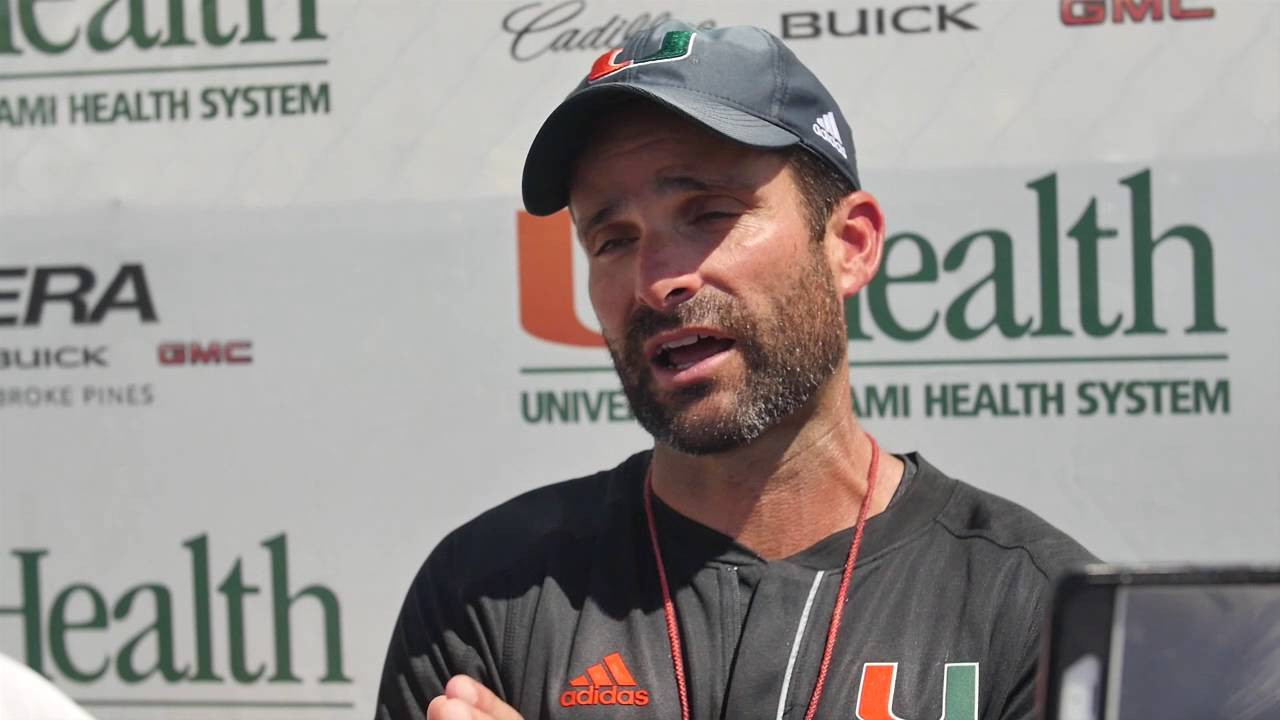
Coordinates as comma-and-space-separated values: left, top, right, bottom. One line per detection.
521, 21, 861, 217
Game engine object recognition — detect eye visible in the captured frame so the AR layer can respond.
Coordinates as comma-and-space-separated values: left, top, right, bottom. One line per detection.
685, 195, 745, 226
593, 236, 635, 257
694, 211, 738, 223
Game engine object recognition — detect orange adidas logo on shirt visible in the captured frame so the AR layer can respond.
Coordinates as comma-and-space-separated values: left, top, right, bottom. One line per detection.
560, 652, 651, 708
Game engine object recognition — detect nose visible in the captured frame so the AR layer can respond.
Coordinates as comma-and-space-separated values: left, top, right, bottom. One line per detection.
634, 235, 703, 312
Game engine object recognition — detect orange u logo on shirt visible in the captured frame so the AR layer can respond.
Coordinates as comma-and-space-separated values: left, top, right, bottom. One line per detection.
856, 662, 979, 720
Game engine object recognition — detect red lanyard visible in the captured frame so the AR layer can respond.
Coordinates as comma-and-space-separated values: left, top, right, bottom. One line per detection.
642, 435, 881, 720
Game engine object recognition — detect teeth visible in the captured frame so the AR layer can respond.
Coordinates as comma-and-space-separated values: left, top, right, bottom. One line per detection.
673, 361, 695, 370
661, 336, 700, 351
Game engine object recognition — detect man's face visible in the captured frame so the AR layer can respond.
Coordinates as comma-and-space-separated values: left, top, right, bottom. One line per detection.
568, 104, 847, 455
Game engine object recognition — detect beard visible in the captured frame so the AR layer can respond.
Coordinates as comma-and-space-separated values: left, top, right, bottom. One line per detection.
604, 245, 846, 455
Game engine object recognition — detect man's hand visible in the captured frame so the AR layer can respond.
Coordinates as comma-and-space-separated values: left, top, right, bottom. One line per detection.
426, 675, 524, 720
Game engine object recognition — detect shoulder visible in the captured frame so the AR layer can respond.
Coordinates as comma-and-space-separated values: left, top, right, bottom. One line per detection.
0, 652, 96, 720
914, 454, 1098, 583
377, 456, 650, 712
422, 451, 649, 589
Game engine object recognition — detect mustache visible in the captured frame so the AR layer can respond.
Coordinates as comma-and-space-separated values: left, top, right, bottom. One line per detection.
623, 292, 749, 353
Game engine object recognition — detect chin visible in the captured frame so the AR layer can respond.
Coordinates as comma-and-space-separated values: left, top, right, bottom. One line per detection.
660, 427, 757, 456
651, 404, 772, 456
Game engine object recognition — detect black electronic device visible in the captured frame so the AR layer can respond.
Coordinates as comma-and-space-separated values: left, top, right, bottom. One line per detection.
1039, 565, 1280, 720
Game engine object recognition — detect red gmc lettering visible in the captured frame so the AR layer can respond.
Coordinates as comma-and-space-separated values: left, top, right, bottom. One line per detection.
157, 341, 253, 366
1170, 0, 1214, 19
1061, 0, 1213, 25
1114, 0, 1162, 22
224, 341, 252, 364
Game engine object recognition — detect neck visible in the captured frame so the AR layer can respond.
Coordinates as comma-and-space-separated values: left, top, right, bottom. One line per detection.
649, 375, 904, 560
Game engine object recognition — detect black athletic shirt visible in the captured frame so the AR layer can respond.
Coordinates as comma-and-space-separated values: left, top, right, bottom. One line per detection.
376, 452, 1095, 720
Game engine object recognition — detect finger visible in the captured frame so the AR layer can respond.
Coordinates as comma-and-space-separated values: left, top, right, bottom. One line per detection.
427, 694, 494, 720
444, 675, 523, 720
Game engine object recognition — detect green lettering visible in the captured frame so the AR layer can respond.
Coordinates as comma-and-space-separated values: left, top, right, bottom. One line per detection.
547, 392, 572, 423
114, 584, 189, 682
924, 383, 948, 417
292, 0, 325, 40
19, 0, 78, 53
1076, 382, 1099, 416
240, 0, 274, 42
300, 82, 329, 114
160, 0, 194, 46
942, 230, 1032, 340
183, 535, 223, 681
219, 559, 266, 682
1067, 199, 1122, 336
844, 294, 872, 341
1170, 379, 1192, 414
49, 584, 109, 682
0, 0, 18, 54
867, 232, 939, 341
86, 0, 162, 51
1028, 174, 1070, 336
861, 384, 904, 418
263, 534, 349, 683
520, 392, 542, 423
1197, 379, 1229, 414
972, 384, 998, 415
0, 95, 55, 126
606, 391, 631, 422
201, 0, 237, 45
0, 550, 47, 675
1122, 169, 1225, 335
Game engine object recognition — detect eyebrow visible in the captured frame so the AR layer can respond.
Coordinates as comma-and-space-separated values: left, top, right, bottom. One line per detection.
580, 200, 623, 240
577, 174, 748, 237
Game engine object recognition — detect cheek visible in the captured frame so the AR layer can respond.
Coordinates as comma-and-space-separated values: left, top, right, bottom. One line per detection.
588, 267, 631, 335
711, 221, 807, 295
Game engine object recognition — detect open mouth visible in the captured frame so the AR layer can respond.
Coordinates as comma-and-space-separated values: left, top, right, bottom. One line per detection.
651, 332, 736, 372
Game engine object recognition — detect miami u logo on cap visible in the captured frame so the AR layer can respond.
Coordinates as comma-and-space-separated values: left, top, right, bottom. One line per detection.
586, 31, 696, 83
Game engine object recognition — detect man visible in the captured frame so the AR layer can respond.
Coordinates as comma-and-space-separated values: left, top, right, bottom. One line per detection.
0, 652, 97, 720
377, 21, 1094, 720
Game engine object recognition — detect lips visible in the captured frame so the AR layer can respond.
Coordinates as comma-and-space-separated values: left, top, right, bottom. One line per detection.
647, 330, 736, 372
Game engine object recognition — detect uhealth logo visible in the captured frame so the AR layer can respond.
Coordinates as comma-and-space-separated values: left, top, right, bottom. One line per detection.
0, 0, 325, 55
560, 652, 650, 707
516, 170, 1225, 348
1, 534, 349, 686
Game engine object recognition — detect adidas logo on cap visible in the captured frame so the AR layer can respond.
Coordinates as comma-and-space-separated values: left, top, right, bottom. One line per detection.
559, 652, 651, 708
812, 111, 847, 159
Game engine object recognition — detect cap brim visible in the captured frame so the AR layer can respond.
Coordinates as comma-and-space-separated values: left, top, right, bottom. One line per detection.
522, 83, 799, 216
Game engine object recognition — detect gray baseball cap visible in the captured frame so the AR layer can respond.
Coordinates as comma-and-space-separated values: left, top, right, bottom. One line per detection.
521, 20, 860, 216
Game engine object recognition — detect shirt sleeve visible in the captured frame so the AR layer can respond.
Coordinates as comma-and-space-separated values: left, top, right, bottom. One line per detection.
994, 585, 1049, 720
374, 537, 504, 720
994, 649, 1039, 720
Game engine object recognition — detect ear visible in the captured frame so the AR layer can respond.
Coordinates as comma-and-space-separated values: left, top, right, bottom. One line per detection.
827, 191, 886, 299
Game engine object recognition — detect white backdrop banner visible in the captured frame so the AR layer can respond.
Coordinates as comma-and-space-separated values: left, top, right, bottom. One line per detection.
1, 1, 1277, 717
